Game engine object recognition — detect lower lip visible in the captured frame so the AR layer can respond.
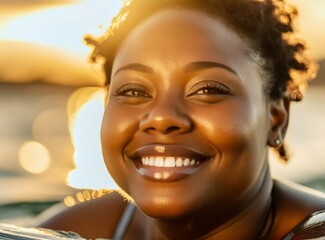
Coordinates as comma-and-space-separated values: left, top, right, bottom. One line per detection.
133, 162, 203, 182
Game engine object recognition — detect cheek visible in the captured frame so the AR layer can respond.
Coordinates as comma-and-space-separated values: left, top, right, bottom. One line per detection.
194, 100, 268, 177
100, 104, 140, 186
101, 103, 140, 145
195, 103, 258, 148
193, 102, 269, 203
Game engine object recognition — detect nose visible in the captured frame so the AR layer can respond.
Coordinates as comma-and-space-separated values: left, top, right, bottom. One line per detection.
139, 101, 193, 135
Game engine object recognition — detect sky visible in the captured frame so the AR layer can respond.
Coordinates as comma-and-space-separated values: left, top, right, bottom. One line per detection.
0, 0, 325, 86
0, 0, 123, 86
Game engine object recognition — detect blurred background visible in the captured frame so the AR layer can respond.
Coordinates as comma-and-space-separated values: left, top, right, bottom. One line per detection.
0, 0, 324, 225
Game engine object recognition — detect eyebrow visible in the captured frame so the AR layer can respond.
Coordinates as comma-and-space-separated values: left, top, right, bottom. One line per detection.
184, 61, 238, 76
113, 63, 154, 76
113, 61, 238, 77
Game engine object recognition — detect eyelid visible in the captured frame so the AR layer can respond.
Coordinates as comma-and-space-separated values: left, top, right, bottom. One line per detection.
115, 83, 151, 97
187, 80, 231, 96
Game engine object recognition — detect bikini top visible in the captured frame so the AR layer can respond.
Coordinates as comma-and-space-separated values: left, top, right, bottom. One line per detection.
112, 203, 136, 240
112, 204, 325, 240
284, 210, 325, 240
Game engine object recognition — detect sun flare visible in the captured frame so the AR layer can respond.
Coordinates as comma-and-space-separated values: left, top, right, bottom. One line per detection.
0, 0, 123, 56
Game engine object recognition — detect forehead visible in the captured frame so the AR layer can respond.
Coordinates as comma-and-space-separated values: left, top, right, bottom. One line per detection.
113, 9, 251, 69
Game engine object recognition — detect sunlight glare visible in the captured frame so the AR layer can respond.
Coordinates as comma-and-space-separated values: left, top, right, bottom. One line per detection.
18, 141, 51, 174
288, 0, 325, 60
0, 0, 123, 57
66, 87, 118, 190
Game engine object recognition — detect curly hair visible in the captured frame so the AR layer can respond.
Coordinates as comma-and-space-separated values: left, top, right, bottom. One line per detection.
86, 0, 317, 159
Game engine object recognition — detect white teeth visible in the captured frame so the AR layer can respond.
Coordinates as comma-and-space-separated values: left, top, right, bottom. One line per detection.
183, 158, 190, 166
176, 157, 183, 167
142, 157, 149, 165
149, 157, 155, 166
141, 157, 200, 167
154, 157, 164, 167
164, 157, 175, 167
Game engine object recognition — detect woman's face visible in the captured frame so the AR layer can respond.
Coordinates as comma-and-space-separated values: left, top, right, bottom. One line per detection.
101, 9, 273, 218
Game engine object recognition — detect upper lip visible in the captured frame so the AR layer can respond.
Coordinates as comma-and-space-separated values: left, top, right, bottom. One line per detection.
127, 144, 211, 161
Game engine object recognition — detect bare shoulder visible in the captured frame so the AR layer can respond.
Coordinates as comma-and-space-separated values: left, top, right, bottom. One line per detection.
38, 191, 128, 239
273, 179, 325, 212
269, 179, 325, 239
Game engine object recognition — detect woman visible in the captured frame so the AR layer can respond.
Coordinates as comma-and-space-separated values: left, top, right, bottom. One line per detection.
39, 0, 325, 239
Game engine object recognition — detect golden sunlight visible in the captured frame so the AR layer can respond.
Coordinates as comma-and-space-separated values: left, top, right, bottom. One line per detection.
63, 189, 114, 207
0, 1, 122, 86
18, 141, 51, 174
0, 0, 123, 56
66, 87, 118, 190
288, 0, 325, 60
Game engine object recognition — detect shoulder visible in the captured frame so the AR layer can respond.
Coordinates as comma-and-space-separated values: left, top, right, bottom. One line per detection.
269, 179, 325, 239
38, 190, 128, 239
284, 210, 325, 240
273, 179, 325, 215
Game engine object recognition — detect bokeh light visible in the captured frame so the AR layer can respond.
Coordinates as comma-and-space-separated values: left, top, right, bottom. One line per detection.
32, 108, 68, 142
63, 189, 114, 207
18, 141, 51, 174
64, 195, 76, 207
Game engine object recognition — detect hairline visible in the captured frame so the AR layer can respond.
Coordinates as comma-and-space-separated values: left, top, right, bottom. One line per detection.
106, 6, 272, 101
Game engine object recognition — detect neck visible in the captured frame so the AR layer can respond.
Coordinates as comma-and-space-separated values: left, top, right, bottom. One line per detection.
148, 162, 273, 240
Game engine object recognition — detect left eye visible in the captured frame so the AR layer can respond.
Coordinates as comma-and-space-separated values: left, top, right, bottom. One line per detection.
195, 87, 229, 95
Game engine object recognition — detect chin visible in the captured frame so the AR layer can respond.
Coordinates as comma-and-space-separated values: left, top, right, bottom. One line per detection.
134, 195, 199, 219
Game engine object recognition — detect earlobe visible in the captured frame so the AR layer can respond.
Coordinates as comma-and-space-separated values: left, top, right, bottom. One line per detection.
267, 96, 290, 148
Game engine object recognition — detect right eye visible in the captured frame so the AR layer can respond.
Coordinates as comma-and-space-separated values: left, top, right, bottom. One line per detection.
115, 84, 151, 98
113, 83, 152, 105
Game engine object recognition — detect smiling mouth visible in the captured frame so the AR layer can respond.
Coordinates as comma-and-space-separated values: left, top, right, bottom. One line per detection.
128, 145, 210, 182
141, 156, 200, 167
134, 157, 206, 182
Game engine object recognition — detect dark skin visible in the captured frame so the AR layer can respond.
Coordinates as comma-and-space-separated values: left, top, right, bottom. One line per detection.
39, 9, 325, 239
39, 181, 325, 239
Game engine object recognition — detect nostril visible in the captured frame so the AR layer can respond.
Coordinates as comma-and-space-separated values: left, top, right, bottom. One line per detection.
165, 126, 181, 134
145, 127, 156, 133
144, 126, 181, 134
139, 106, 193, 134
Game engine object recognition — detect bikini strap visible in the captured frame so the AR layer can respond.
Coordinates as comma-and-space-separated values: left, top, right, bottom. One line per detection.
112, 203, 136, 240
283, 210, 325, 240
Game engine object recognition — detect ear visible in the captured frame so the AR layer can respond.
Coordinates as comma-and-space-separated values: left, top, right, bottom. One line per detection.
267, 96, 290, 148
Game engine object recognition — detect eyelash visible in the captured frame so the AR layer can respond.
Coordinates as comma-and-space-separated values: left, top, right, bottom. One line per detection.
187, 80, 231, 96
115, 84, 150, 98
114, 80, 230, 100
